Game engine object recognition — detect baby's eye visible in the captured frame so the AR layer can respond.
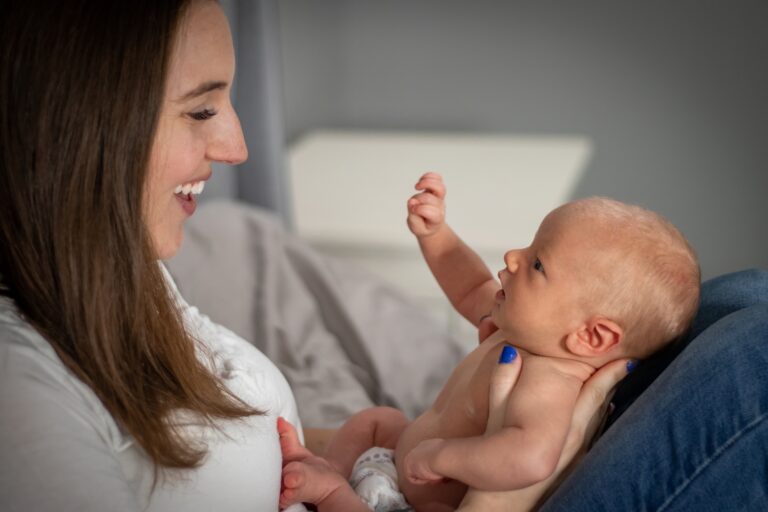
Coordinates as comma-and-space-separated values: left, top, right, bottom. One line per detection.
533, 258, 545, 274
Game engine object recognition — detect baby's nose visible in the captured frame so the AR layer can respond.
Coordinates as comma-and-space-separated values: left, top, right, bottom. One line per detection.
503, 250, 520, 273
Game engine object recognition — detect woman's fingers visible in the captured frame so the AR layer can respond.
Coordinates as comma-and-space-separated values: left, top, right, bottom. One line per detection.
456, 347, 523, 511
278, 416, 313, 464
485, 345, 522, 434
459, 358, 634, 512
563, 358, 633, 461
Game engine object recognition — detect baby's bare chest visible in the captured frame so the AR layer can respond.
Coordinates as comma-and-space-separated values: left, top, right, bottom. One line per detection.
428, 338, 514, 428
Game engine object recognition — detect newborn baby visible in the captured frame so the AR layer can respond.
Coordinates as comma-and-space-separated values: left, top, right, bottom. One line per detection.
279, 172, 700, 511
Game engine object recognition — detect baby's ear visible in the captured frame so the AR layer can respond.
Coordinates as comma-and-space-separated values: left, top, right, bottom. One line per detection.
566, 316, 623, 358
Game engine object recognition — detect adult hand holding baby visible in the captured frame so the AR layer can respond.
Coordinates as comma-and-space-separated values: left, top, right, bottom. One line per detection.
458, 355, 632, 511
404, 345, 523, 486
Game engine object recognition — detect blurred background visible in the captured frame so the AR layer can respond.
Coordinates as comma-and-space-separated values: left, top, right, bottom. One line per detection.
203, 0, 768, 334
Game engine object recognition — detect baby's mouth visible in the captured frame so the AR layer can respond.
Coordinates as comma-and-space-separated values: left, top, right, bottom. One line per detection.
495, 289, 506, 302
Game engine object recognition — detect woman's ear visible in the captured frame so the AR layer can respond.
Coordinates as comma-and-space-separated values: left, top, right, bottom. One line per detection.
565, 316, 624, 357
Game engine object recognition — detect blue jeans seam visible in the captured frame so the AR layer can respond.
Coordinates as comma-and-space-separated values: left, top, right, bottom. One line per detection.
657, 410, 768, 511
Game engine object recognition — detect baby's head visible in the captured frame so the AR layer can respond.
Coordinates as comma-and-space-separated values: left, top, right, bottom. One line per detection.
492, 197, 700, 366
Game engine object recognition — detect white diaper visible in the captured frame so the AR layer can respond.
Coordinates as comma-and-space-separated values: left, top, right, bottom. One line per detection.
349, 447, 413, 512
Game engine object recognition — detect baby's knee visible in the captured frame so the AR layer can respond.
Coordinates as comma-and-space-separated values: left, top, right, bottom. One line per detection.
347, 407, 408, 445
349, 406, 405, 426
367, 406, 408, 424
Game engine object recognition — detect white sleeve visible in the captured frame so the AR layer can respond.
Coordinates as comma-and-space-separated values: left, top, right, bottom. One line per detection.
0, 346, 141, 512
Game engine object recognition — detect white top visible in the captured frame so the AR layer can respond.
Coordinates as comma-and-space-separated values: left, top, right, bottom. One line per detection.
0, 264, 303, 512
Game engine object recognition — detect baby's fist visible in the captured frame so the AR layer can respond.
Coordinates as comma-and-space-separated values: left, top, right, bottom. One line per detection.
407, 172, 447, 238
403, 438, 446, 485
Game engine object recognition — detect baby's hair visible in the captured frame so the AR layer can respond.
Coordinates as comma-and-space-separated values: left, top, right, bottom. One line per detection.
558, 198, 701, 358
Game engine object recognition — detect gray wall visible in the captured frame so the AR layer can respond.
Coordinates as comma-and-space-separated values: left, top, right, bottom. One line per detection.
203, 0, 292, 224
278, 0, 768, 279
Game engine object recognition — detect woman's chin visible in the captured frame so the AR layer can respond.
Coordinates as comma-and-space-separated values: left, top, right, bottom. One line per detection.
153, 229, 184, 261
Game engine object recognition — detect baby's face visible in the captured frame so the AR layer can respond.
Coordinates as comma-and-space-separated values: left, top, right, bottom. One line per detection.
491, 210, 602, 355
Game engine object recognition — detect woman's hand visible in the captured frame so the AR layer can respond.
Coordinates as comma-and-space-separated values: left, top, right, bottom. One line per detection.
512, 358, 632, 509
458, 345, 631, 511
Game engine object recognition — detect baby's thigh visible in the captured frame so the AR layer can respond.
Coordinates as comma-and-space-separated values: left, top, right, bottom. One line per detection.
327, 406, 410, 477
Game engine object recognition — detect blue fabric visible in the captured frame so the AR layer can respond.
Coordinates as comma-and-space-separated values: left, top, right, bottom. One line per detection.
541, 269, 768, 511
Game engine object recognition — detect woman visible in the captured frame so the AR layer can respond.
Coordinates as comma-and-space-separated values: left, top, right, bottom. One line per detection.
0, 1, 302, 510
0, 0, 716, 511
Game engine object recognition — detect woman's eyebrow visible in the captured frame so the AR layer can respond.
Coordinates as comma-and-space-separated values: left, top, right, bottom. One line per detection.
176, 80, 227, 102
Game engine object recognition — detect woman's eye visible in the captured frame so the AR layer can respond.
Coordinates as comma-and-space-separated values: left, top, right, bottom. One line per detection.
188, 108, 217, 121
533, 258, 545, 273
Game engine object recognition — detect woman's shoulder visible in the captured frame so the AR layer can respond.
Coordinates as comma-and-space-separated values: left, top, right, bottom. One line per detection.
0, 296, 128, 450
0, 296, 62, 373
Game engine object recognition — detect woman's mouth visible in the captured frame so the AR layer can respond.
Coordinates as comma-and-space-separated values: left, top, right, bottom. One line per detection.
174, 180, 205, 216
174, 181, 205, 196
175, 191, 196, 215
495, 289, 506, 303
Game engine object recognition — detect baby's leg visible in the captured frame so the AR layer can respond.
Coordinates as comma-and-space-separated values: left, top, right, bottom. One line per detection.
278, 417, 370, 511
324, 406, 409, 478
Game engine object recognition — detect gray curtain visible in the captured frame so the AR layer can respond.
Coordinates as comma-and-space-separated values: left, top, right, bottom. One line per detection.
217, 0, 291, 225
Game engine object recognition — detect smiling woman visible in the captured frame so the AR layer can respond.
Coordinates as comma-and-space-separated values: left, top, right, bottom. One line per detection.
146, 0, 247, 259
0, 1, 300, 511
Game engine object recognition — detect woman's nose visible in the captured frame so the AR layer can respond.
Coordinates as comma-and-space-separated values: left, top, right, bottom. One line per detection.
207, 110, 248, 165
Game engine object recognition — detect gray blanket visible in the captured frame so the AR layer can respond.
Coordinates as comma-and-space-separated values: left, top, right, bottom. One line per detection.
166, 200, 465, 428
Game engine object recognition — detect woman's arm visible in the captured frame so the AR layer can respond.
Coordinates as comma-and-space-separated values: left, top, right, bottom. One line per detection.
0, 344, 143, 512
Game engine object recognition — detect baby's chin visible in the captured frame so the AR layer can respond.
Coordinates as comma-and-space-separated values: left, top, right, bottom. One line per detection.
494, 324, 524, 345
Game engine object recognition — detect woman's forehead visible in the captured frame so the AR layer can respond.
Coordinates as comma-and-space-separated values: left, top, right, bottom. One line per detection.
167, 2, 234, 100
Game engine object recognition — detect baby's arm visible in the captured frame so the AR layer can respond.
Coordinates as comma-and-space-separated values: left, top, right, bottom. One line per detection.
407, 172, 499, 326
404, 366, 581, 491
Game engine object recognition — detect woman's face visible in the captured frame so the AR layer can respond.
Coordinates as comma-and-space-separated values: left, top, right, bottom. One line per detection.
145, 0, 247, 260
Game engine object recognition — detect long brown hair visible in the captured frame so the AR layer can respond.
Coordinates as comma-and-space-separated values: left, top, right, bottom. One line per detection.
0, 0, 259, 477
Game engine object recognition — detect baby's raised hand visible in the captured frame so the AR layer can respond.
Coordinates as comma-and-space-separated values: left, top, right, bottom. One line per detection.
403, 438, 446, 485
407, 172, 446, 238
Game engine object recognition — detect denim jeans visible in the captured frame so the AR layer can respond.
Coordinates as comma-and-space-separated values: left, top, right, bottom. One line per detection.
541, 269, 768, 511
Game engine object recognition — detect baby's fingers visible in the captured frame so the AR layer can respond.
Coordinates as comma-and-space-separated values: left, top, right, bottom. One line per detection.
415, 172, 446, 199
409, 190, 442, 209
410, 204, 444, 224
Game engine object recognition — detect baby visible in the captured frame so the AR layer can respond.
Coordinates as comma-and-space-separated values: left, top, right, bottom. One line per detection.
279, 172, 701, 511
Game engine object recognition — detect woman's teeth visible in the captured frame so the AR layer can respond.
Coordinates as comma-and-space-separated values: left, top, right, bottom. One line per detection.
174, 181, 205, 195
